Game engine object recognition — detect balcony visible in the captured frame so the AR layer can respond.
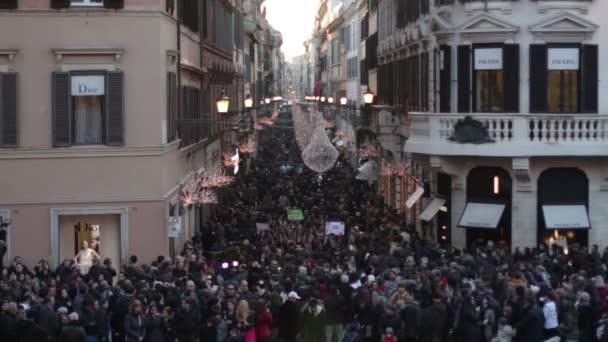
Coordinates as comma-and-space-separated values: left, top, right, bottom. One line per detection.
406, 112, 608, 157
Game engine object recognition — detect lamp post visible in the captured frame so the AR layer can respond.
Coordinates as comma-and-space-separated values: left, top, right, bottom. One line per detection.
216, 92, 230, 114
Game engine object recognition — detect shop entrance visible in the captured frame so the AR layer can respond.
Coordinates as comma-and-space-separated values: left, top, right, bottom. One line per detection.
464, 167, 512, 250
538, 168, 589, 248
58, 214, 120, 271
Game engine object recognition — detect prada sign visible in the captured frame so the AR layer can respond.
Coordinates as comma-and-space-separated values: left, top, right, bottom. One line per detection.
474, 48, 503, 70
71, 75, 105, 96
548, 48, 579, 70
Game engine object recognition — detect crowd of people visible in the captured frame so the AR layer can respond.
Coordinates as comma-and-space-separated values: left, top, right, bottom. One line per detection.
2, 107, 608, 342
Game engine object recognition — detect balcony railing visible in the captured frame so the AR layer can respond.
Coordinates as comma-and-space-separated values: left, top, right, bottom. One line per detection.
406, 112, 608, 157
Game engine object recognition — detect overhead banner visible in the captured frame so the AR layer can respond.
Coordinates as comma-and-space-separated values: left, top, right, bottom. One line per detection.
168, 217, 182, 238
287, 209, 304, 221
548, 48, 579, 70
325, 222, 345, 236
474, 48, 503, 70
71, 75, 105, 96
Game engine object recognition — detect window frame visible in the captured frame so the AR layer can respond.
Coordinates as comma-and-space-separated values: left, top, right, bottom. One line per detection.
472, 44, 506, 113
545, 44, 582, 114
69, 70, 108, 145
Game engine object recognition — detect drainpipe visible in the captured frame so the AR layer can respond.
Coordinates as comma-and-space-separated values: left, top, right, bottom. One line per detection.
177, 1, 182, 127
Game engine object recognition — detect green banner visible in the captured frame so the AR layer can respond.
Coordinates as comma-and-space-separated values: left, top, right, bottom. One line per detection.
287, 209, 304, 221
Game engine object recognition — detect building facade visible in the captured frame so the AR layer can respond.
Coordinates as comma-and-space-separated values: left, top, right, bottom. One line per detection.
0, 0, 283, 266
385, 0, 608, 250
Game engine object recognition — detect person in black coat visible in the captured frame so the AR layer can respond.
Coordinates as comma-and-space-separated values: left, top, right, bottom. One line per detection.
457, 295, 482, 342
172, 299, 200, 342
59, 314, 87, 342
399, 295, 422, 342
420, 296, 448, 342
577, 292, 595, 342
124, 300, 146, 342
514, 295, 545, 342
0, 302, 19, 341
16, 310, 49, 342
144, 304, 168, 342
36, 296, 59, 340
279, 292, 301, 342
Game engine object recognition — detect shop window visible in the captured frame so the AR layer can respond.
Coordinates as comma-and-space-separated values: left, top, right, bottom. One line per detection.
530, 45, 597, 113
547, 48, 580, 113
71, 75, 105, 145
474, 48, 504, 112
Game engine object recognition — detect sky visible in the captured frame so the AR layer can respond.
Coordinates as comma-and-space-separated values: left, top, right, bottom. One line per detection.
263, 0, 319, 61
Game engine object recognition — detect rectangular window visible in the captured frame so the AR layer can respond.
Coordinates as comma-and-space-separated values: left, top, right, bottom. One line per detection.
71, 75, 105, 145
474, 48, 504, 112
71, 0, 103, 6
547, 48, 580, 113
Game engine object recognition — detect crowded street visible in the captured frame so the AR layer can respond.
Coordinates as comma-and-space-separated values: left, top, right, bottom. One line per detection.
0, 103, 607, 342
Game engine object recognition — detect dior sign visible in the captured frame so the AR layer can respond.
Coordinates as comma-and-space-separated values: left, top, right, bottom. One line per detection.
474, 48, 503, 70
548, 48, 579, 70
71, 75, 105, 96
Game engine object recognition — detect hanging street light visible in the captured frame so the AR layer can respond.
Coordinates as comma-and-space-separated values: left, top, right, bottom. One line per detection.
244, 94, 253, 109
340, 96, 347, 106
216, 92, 230, 113
328, 97, 334, 104
363, 88, 374, 105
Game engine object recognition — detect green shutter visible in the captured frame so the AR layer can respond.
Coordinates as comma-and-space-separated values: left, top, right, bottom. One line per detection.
0, 73, 17, 147
52, 72, 72, 147
106, 71, 124, 146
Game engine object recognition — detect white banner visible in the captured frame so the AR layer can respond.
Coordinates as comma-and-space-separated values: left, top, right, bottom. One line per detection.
256, 223, 270, 233
474, 48, 503, 70
71, 75, 105, 96
548, 48, 579, 70
167, 217, 182, 238
325, 222, 345, 236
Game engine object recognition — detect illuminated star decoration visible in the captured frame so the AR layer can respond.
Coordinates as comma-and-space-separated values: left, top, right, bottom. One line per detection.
239, 139, 256, 154
230, 149, 240, 174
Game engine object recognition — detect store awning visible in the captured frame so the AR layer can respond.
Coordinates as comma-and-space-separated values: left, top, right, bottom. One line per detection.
405, 186, 425, 209
458, 202, 506, 229
542, 205, 590, 229
420, 197, 446, 222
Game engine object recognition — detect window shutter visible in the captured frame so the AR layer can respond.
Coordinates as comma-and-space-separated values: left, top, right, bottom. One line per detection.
582, 44, 598, 113
503, 44, 519, 112
50, 0, 70, 9
52, 72, 71, 147
0, 0, 17, 10
457, 45, 470, 113
167, 72, 177, 142
0, 73, 17, 147
106, 71, 124, 146
529, 44, 547, 113
439, 45, 451, 113
103, 0, 124, 9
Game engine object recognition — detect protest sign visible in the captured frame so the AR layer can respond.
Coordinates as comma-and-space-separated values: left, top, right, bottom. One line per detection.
256, 223, 270, 233
325, 221, 345, 236
287, 209, 304, 221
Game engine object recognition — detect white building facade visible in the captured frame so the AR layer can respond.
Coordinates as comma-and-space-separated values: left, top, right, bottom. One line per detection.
396, 0, 607, 250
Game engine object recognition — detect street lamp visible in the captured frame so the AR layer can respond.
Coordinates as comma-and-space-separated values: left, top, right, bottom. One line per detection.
244, 94, 253, 109
340, 96, 348, 106
328, 97, 334, 104
363, 88, 374, 105
320, 96, 326, 102
216, 92, 230, 113
264, 98, 271, 104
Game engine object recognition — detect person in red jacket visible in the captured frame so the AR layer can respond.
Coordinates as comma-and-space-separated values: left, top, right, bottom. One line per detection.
380, 327, 397, 342
254, 299, 273, 342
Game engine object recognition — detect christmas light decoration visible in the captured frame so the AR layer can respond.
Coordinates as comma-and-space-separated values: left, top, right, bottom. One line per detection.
302, 119, 339, 174
380, 161, 409, 177
359, 143, 378, 158
254, 123, 264, 131
239, 139, 256, 153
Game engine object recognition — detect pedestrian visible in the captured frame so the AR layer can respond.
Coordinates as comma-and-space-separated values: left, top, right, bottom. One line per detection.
124, 300, 145, 342
301, 298, 326, 342
279, 291, 301, 342
59, 312, 87, 342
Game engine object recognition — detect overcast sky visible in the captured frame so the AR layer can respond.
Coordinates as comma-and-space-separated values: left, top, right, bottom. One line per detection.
263, 0, 319, 61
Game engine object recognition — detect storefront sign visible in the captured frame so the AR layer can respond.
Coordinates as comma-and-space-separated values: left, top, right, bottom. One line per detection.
325, 222, 345, 236
167, 217, 182, 238
548, 48, 579, 70
71, 75, 105, 96
474, 48, 503, 70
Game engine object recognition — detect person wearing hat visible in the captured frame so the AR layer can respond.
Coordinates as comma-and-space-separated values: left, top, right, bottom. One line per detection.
279, 291, 301, 342
59, 312, 87, 342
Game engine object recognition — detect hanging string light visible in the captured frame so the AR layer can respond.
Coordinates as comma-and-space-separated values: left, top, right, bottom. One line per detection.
254, 123, 264, 131
199, 169, 234, 188
359, 142, 379, 158
380, 161, 409, 177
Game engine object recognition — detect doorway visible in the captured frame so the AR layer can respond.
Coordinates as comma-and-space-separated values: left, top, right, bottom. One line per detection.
465, 167, 512, 250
